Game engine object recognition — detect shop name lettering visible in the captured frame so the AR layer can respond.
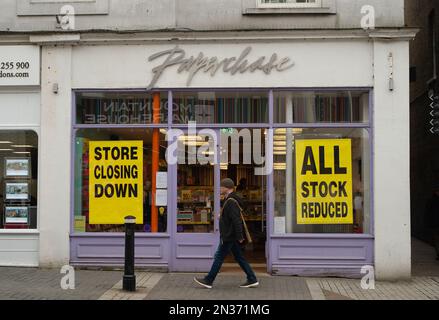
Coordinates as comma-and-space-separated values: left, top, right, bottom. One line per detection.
92, 146, 139, 198
147, 46, 294, 89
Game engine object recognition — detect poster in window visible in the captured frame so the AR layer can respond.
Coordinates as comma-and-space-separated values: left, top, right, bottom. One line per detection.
295, 139, 353, 225
5, 182, 30, 201
5, 158, 31, 178
88, 141, 144, 225
4, 206, 29, 225
156, 172, 168, 189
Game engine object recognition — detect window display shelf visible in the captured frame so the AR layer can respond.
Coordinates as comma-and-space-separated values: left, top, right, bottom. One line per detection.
177, 221, 212, 225
245, 218, 266, 222
179, 201, 211, 204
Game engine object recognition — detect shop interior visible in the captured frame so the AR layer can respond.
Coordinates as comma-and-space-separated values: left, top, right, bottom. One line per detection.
75, 128, 168, 233
221, 129, 267, 264
176, 129, 268, 264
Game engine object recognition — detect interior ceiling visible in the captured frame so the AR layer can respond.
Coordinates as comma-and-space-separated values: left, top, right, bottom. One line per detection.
0, 132, 38, 156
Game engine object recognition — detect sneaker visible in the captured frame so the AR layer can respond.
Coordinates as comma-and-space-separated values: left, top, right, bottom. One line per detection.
194, 277, 213, 289
239, 280, 259, 288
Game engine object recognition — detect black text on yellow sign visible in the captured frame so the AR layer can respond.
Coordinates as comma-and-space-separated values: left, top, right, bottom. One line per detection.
295, 139, 353, 225
89, 141, 143, 225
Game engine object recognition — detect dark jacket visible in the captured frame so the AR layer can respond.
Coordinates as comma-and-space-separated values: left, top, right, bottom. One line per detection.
219, 192, 245, 243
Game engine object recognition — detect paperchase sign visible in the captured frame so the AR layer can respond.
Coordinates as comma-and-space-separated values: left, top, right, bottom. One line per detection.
147, 46, 294, 89
0, 46, 40, 86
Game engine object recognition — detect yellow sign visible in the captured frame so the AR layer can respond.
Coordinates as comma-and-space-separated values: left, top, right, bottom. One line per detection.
89, 141, 143, 225
295, 139, 353, 225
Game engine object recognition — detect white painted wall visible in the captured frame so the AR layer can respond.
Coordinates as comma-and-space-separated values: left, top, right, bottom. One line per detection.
0, 91, 40, 126
0, 90, 40, 267
0, 0, 405, 32
32, 39, 412, 280
373, 40, 411, 280
0, 231, 39, 267
38, 46, 72, 268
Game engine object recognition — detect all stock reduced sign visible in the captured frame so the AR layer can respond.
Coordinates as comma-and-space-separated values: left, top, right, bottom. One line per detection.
89, 141, 143, 225
295, 139, 353, 225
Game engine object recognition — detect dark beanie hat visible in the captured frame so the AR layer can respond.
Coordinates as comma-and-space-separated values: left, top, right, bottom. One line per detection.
220, 178, 235, 189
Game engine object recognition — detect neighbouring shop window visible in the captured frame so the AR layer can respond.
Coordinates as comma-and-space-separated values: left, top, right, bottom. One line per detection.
74, 128, 168, 233
75, 92, 168, 125
273, 128, 371, 234
0, 131, 38, 230
173, 91, 269, 124
274, 91, 369, 124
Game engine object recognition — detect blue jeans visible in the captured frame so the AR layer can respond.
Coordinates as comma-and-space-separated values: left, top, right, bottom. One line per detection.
205, 240, 257, 284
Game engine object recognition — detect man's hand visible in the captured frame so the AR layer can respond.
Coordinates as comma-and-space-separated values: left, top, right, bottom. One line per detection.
239, 239, 245, 244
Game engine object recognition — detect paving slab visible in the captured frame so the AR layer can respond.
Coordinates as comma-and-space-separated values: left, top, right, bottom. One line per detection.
0, 267, 121, 300
145, 273, 313, 300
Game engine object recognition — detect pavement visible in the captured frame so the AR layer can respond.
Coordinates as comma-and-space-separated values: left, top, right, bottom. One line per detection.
0, 238, 438, 301
145, 273, 312, 300
0, 267, 121, 300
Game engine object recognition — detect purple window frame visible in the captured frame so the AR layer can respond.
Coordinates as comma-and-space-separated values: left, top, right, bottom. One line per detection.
70, 87, 374, 265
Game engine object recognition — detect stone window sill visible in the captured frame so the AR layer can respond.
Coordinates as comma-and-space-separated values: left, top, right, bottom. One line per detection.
242, 0, 336, 15
243, 7, 336, 15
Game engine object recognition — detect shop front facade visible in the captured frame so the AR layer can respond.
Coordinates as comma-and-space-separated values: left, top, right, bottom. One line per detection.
70, 86, 373, 277
0, 45, 40, 266
0, 28, 415, 279
42, 31, 413, 279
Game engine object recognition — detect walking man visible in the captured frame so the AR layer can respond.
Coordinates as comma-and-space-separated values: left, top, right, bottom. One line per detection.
194, 178, 259, 289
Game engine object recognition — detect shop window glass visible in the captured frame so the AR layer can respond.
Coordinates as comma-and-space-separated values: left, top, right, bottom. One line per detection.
220, 128, 267, 255
274, 91, 369, 124
74, 128, 168, 233
0, 131, 38, 230
173, 91, 269, 124
76, 92, 168, 125
177, 133, 215, 233
273, 128, 371, 234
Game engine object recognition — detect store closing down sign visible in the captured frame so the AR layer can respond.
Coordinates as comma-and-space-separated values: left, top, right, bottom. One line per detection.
89, 141, 143, 225
295, 139, 353, 225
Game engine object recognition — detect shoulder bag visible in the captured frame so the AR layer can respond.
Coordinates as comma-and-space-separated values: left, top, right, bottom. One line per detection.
225, 198, 253, 245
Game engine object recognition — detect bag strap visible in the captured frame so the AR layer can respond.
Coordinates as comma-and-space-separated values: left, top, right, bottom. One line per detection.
226, 198, 253, 243
224, 197, 246, 217
225, 197, 243, 211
